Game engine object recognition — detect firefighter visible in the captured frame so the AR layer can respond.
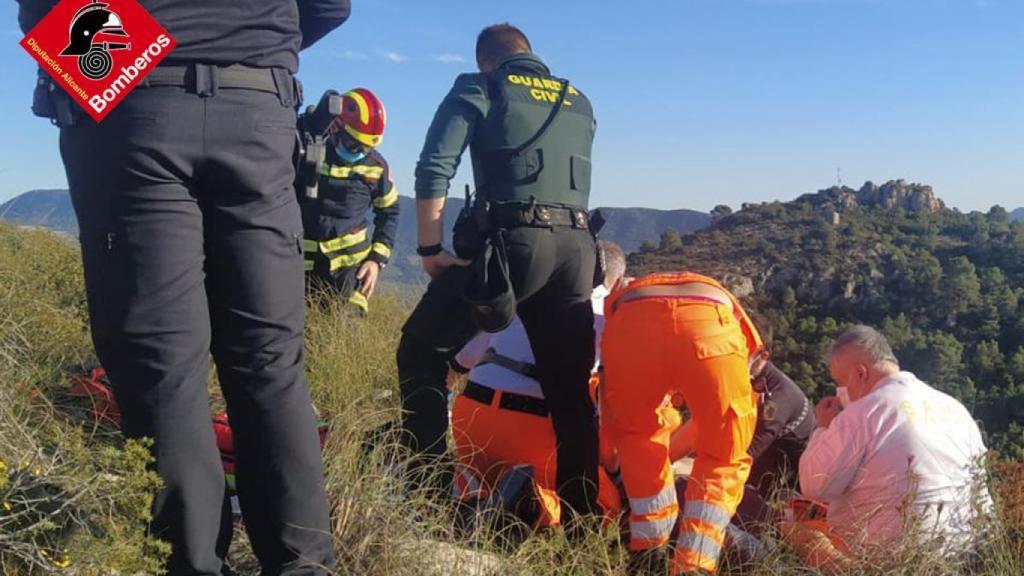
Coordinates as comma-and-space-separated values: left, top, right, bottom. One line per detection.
20, 0, 350, 573
600, 272, 762, 575
398, 23, 601, 525
301, 88, 399, 314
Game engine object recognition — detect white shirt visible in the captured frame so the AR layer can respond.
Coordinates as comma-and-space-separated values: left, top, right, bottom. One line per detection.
455, 287, 609, 399
799, 371, 993, 554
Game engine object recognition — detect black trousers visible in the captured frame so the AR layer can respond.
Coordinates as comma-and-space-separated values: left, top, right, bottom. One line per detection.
398, 226, 599, 517
59, 83, 333, 575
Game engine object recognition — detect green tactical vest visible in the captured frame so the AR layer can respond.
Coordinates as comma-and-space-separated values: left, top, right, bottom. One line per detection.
470, 60, 596, 209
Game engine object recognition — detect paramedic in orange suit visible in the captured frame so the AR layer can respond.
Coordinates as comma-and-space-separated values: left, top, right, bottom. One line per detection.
601, 272, 761, 574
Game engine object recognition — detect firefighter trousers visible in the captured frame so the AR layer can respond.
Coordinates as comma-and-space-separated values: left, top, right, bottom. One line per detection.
601, 298, 756, 574
59, 83, 332, 576
398, 226, 599, 519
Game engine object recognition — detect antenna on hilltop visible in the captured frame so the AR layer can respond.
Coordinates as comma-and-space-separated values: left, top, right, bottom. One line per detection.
836, 165, 843, 187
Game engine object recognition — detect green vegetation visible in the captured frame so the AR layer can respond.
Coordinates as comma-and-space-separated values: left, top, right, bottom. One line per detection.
1, 217, 1022, 574
631, 183, 1024, 461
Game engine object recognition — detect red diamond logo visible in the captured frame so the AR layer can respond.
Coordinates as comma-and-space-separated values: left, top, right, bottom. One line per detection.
19, 0, 176, 122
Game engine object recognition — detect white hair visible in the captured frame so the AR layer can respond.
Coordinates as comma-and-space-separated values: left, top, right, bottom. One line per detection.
829, 325, 899, 368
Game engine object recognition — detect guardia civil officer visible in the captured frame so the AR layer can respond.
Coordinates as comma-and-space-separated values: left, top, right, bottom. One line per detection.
18, 1, 350, 574
398, 24, 601, 523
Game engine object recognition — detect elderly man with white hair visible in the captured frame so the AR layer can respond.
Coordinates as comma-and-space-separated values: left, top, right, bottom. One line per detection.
782, 325, 993, 572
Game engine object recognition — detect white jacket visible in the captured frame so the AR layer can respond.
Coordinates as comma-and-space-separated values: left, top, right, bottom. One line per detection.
799, 371, 992, 554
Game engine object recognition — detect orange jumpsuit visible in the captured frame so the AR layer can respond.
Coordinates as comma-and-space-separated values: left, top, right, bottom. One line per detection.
601, 272, 761, 574
451, 382, 627, 526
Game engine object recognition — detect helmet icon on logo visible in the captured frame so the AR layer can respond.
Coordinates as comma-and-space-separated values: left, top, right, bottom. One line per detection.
60, 0, 131, 80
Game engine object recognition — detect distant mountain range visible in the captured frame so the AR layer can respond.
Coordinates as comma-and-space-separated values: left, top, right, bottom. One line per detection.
0, 189, 712, 283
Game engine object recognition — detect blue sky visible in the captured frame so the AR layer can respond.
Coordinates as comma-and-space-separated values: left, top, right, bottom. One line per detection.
2, 0, 1021, 211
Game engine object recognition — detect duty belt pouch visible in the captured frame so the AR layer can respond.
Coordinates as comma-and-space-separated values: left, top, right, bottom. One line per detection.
32, 69, 79, 128
453, 184, 492, 260
462, 232, 515, 333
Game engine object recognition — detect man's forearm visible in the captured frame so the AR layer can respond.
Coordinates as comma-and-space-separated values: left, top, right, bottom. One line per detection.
417, 197, 446, 247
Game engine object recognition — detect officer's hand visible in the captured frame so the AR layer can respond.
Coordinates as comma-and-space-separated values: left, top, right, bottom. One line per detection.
422, 250, 470, 280
356, 260, 381, 297
815, 396, 843, 429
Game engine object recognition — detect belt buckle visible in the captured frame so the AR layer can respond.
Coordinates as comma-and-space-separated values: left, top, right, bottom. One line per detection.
573, 210, 588, 228
536, 206, 551, 224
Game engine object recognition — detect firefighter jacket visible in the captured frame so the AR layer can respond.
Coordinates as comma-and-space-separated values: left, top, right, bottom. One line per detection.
415, 53, 596, 209
799, 371, 993, 554
301, 147, 399, 275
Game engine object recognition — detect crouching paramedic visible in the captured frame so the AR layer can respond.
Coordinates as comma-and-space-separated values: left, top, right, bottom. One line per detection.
449, 241, 628, 526
601, 272, 761, 574
301, 88, 398, 313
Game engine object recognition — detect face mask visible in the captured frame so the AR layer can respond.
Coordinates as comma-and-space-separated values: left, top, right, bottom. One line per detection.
335, 144, 366, 164
836, 386, 851, 408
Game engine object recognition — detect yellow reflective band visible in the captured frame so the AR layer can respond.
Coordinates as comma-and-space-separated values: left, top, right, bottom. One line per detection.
304, 260, 314, 271
303, 239, 319, 253
320, 164, 384, 180
348, 90, 371, 125
329, 247, 371, 271
348, 290, 369, 312
373, 186, 398, 209
371, 242, 392, 259
320, 229, 368, 253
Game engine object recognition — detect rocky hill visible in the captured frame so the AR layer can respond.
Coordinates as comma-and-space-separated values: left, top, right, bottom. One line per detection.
631, 180, 1024, 460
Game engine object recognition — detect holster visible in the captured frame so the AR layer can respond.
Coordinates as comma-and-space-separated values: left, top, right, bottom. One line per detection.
32, 69, 79, 128
452, 185, 493, 260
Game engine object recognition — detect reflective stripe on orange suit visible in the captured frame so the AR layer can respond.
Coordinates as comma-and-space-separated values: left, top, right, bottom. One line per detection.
601, 272, 760, 574
451, 390, 624, 525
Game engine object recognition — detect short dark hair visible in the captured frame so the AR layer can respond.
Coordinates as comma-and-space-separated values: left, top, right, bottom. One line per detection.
476, 23, 532, 69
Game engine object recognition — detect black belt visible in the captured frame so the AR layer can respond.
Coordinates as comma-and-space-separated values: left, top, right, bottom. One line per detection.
462, 381, 548, 418
138, 64, 298, 105
489, 202, 589, 230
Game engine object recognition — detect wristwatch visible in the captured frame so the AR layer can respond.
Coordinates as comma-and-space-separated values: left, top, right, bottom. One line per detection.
416, 243, 444, 257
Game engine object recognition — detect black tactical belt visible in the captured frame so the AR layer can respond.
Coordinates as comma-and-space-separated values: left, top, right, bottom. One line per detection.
139, 63, 291, 98
462, 381, 549, 418
490, 203, 589, 230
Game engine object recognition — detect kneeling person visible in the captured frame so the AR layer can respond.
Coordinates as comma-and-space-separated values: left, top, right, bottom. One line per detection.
301, 88, 399, 313
601, 272, 762, 574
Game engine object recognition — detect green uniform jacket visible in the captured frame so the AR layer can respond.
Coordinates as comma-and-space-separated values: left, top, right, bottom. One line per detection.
415, 53, 596, 209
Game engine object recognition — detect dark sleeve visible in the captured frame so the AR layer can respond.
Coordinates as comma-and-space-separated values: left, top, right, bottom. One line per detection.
18, 0, 58, 33
748, 365, 806, 460
297, 0, 351, 50
413, 74, 488, 199
367, 157, 399, 264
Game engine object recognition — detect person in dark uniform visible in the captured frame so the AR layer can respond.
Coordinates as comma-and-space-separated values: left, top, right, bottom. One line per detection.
18, 1, 350, 574
302, 88, 399, 314
398, 24, 601, 522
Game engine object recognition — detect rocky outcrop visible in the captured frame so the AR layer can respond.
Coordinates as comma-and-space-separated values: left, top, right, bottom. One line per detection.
856, 180, 944, 213
808, 180, 945, 215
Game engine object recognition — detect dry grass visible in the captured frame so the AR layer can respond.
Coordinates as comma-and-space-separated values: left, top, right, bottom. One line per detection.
1, 221, 1022, 575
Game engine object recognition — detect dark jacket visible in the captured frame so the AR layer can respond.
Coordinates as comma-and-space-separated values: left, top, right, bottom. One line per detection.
747, 361, 816, 494
301, 147, 399, 276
